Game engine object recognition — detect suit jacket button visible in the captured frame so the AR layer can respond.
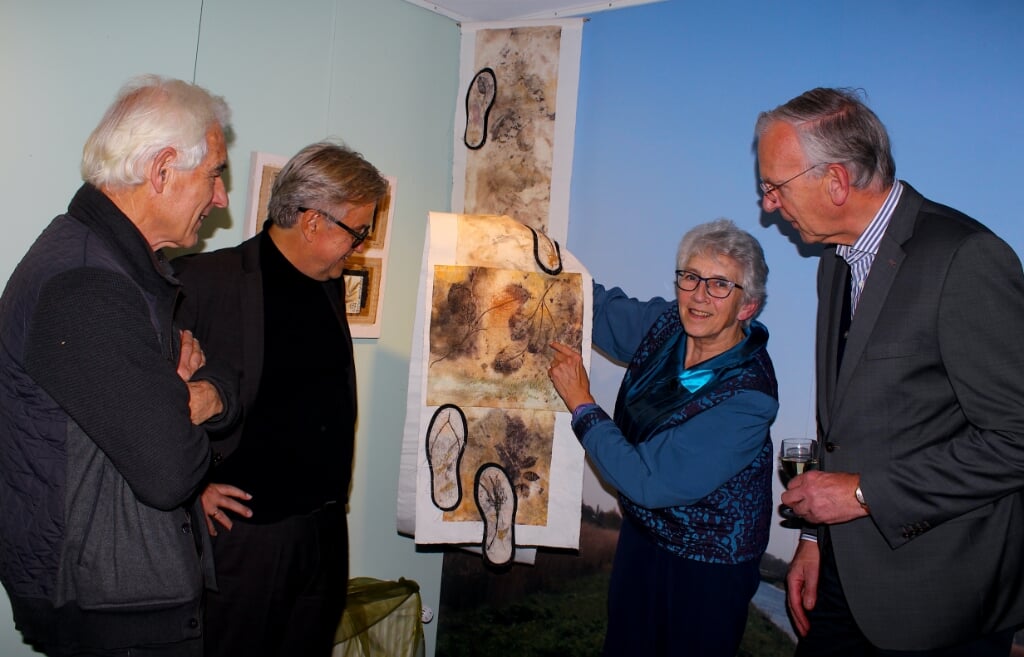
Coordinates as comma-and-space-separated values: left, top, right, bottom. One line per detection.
825, 442, 836, 452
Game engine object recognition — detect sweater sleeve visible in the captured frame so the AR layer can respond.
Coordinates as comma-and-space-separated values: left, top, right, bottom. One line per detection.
25, 268, 210, 510
592, 283, 673, 363
189, 360, 240, 433
572, 390, 778, 508
173, 251, 245, 437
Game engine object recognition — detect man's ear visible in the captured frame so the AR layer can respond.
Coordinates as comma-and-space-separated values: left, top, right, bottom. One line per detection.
298, 208, 318, 241
825, 163, 850, 206
148, 147, 177, 193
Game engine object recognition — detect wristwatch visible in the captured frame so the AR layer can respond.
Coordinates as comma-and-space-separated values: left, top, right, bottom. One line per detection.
855, 485, 869, 511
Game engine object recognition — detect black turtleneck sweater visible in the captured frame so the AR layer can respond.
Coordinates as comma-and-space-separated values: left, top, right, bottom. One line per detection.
214, 232, 354, 522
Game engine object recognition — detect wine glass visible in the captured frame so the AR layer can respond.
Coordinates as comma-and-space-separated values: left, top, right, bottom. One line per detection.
778, 438, 819, 520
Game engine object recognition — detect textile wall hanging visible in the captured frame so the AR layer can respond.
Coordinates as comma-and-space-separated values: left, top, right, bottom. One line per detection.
399, 213, 591, 565
397, 19, 586, 565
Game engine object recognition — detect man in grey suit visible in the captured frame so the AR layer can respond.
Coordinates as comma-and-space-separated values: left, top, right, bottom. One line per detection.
757, 87, 1024, 655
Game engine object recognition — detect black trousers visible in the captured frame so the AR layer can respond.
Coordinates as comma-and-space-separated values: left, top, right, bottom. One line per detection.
796, 540, 1014, 657
66, 640, 202, 657
203, 503, 348, 657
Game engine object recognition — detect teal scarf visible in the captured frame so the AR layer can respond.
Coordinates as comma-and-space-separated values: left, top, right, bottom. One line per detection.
614, 310, 770, 445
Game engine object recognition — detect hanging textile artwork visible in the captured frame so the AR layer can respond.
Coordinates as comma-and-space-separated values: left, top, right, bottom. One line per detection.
399, 212, 591, 566
398, 18, 586, 566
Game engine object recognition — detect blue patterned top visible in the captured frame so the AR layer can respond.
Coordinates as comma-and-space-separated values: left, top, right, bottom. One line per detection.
572, 284, 778, 564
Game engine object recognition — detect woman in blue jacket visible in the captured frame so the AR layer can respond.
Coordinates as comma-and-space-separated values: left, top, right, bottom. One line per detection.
549, 218, 778, 657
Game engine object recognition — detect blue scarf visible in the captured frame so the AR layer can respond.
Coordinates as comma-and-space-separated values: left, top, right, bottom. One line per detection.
614, 309, 772, 445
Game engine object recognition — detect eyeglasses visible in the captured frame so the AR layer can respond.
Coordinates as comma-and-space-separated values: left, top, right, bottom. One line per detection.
759, 163, 823, 197
299, 207, 371, 248
675, 270, 744, 299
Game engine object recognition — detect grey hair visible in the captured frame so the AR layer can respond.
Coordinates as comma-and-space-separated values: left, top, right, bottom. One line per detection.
676, 218, 768, 325
81, 74, 231, 188
754, 87, 895, 191
268, 141, 388, 228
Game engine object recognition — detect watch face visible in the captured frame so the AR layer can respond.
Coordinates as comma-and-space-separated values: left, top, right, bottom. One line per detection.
855, 486, 866, 506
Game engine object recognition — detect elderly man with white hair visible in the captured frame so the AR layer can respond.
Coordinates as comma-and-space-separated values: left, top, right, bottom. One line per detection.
0, 74, 239, 657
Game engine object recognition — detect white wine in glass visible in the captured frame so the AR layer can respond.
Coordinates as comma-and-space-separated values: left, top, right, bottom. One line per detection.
779, 438, 819, 519
780, 438, 819, 484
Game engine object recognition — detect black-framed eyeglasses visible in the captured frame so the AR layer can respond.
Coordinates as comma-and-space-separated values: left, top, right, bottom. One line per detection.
759, 163, 823, 197
299, 207, 371, 248
675, 270, 744, 299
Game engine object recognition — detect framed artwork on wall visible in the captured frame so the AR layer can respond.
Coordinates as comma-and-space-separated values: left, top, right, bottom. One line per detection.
243, 150, 397, 339
347, 176, 396, 338
243, 151, 289, 238
343, 255, 382, 325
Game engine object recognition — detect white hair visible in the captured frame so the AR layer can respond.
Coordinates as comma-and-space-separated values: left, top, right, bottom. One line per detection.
81, 74, 231, 188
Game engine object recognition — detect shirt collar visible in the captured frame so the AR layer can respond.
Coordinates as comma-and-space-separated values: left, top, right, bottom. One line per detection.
836, 181, 903, 264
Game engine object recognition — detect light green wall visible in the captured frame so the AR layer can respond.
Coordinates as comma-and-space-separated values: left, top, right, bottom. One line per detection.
0, 0, 458, 654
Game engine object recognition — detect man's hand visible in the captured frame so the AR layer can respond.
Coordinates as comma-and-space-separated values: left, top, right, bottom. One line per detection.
781, 470, 868, 525
547, 342, 596, 412
177, 329, 206, 381
187, 380, 223, 425
177, 330, 225, 425
786, 539, 820, 637
200, 482, 253, 536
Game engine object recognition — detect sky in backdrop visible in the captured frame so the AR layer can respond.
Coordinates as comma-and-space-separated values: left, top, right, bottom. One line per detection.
566, 0, 1024, 559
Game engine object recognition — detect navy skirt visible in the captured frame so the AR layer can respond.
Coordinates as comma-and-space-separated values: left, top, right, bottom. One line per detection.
603, 516, 761, 657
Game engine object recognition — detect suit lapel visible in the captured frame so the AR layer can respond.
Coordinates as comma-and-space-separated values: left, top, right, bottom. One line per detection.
831, 183, 923, 413
832, 245, 902, 406
240, 236, 265, 408
816, 251, 846, 435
